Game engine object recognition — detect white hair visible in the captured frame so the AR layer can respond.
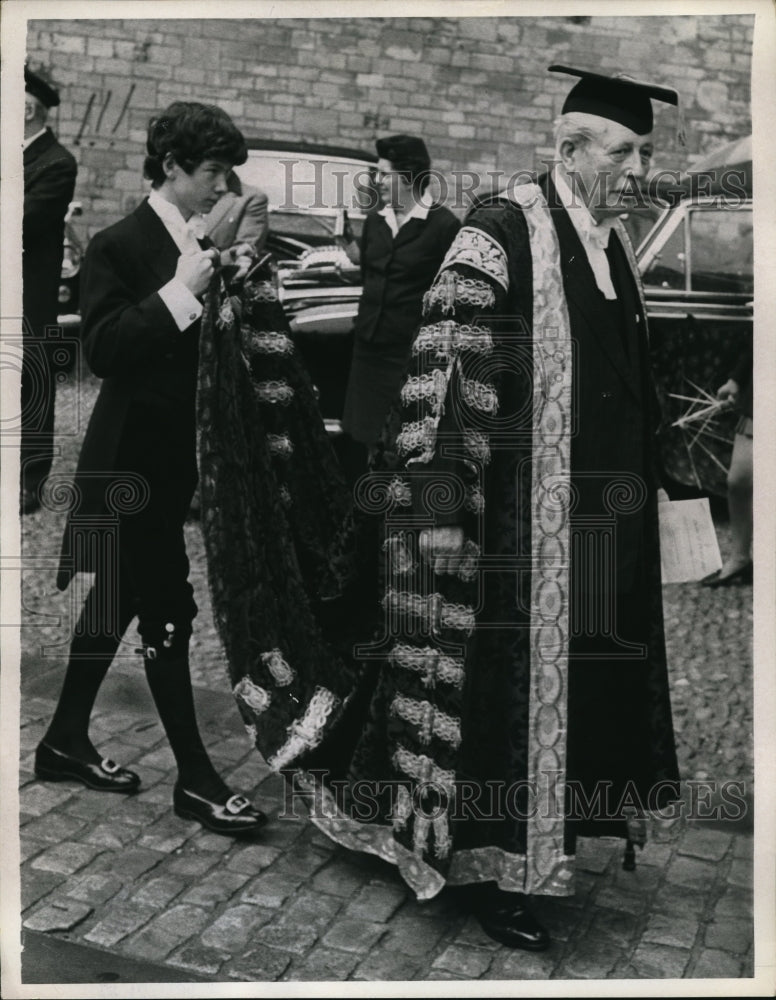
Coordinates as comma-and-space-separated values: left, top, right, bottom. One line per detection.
553, 112, 611, 156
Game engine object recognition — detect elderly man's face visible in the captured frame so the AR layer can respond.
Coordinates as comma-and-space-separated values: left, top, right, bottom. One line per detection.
564, 119, 654, 220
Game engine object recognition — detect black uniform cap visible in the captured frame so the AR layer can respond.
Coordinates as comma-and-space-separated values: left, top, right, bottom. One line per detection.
549, 64, 679, 136
25, 65, 60, 108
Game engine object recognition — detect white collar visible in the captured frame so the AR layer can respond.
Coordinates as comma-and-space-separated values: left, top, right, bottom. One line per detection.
23, 126, 49, 151
553, 167, 618, 300
147, 189, 206, 253
378, 189, 433, 238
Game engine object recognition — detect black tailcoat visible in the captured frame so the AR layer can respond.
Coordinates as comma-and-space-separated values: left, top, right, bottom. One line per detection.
57, 199, 200, 590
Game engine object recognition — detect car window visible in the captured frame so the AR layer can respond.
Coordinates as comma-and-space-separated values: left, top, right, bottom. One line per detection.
641, 215, 687, 290
236, 152, 376, 215
689, 206, 753, 295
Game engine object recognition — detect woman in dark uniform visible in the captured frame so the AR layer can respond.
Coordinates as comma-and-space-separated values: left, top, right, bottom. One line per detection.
35, 103, 266, 836
341, 135, 460, 474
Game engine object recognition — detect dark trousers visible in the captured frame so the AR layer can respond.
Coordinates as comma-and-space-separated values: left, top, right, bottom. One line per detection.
20, 338, 57, 495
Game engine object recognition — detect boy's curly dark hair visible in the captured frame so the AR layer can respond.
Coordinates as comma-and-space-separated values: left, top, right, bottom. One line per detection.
143, 101, 247, 187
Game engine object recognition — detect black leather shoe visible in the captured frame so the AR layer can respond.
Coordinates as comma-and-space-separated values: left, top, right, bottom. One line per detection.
35, 741, 140, 793
701, 561, 753, 587
473, 890, 551, 951
173, 784, 267, 837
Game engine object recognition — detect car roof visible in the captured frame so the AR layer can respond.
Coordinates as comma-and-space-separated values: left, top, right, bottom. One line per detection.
245, 138, 377, 163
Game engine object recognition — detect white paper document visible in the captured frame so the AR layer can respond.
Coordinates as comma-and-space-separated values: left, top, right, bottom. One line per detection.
658, 497, 723, 584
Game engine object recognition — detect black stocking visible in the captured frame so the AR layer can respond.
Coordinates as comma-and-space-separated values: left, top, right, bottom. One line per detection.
143, 651, 229, 802
42, 580, 135, 763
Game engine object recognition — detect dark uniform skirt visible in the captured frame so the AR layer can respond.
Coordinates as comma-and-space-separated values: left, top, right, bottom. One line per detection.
342, 337, 411, 448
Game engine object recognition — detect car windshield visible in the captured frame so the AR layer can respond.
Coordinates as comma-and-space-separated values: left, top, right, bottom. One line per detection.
235, 151, 376, 216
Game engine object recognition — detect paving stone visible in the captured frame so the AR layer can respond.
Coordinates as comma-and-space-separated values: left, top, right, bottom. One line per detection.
82, 821, 142, 849
168, 944, 229, 977
226, 945, 292, 981
726, 858, 753, 889
125, 904, 210, 962
186, 830, 243, 853
713, 886, 752, 919
642, 912, 700, 949
241, 871, 300, 908
732, 835, 753, 859
180, 869, 251, 908
381, 913, 447, 956
650, 884, 711, 919
270, 846, 332, 880
692, 947, 745, 978
226, 843, 283, 875
129, 874, 188, 909
352, 949, 424, 980
277, 891, 344, 933
322, 918, 387, 954
485, 949, 558, 980
283, 948, 360, 982
255, 920, 319, 955
200, 903, 275, 952
138, 814, 196, 853
21, 868, 67, 910
588, 908, 641, 948
310, 860, 370, 899
638, 842, 675, 868
119, 719, 165, 747
62, 791, 134, 822
23, 899, 93, 933
575, 838, 618, 874
20, 837, 48, 864
164, 850, 219, 878
65, 873, 124, 905
628, 943, 691, 978
704, 917, 753, 955
453, 914, 502, 950
20, 811, 87, 844
83, 902, 158, 947
19, 784, 75, 817
432, 944, 493, 978
344, 883, 407, 923
423, 970, 468, 980
677, 827, 733, 862
665, 855, 720, 892
135, 746, 177, 771
560, 938, 622, 978
91, 846, 163, 881
30, 841, 105, 876
255, 814, 306, 851
108, 796, 170, 827
613, 861, 663, 892
594, 886, 650, 917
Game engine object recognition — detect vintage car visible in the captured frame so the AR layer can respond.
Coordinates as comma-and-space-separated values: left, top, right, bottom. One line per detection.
637, 134, 753, 496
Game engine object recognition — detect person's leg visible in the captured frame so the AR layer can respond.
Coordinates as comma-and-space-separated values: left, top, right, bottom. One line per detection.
41, 562, 136, 763
20, 337, 57, 512
722, 430, 753, 574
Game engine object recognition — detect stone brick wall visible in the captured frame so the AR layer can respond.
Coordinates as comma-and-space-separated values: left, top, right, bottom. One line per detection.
26, 14, 753, 237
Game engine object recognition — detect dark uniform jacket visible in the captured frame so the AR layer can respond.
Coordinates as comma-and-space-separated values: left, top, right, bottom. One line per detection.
23, 128, 77, 336
353, 204, 460, 346
56, 198, 201, 590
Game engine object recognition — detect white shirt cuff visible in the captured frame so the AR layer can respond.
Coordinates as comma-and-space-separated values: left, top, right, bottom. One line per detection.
158, 278, 203, 331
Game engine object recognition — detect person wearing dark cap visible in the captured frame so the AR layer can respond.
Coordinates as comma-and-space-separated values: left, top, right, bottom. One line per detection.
21, 66, 78, 514
35, 102, 266, 838
341, 134, 459, 479
286, 69, 682, 950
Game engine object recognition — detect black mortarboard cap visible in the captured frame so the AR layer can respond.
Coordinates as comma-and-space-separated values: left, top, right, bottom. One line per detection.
375, 134, 431, 167
549, 64, 679, 137
25, 65, 61, 108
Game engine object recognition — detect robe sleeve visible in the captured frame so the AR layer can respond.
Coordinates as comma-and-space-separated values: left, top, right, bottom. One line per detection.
393, 209, 520, 529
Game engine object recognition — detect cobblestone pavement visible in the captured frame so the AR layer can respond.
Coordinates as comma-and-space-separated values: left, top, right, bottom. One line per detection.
13, 377, 761, 988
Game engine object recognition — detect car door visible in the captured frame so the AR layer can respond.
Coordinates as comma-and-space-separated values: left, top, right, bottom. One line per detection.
639, 197, 753, 494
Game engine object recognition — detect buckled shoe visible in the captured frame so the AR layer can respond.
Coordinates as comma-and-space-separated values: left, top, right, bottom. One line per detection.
35, 741, 141, 793
471, 887, 551, 951
173, 783, 267, 837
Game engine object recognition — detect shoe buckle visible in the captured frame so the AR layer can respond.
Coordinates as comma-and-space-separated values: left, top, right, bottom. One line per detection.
101, 758, 120, 774
225, 794, 250, 815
